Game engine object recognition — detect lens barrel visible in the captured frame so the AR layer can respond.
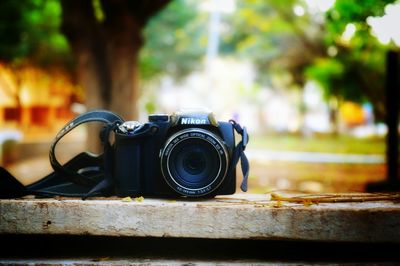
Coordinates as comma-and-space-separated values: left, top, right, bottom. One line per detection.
160, 128, 229, 197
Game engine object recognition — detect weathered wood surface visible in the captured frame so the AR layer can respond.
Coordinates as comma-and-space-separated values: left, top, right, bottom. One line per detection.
1, 193, 400, 243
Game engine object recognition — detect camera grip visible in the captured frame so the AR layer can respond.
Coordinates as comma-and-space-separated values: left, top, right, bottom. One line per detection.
113, 139, 142, 196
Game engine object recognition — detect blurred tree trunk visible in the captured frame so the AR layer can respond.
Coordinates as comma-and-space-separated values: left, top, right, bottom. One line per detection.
60, 0, 170, 152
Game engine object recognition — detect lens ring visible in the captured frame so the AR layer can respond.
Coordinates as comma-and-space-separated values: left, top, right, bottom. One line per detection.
160, 128, 229, 197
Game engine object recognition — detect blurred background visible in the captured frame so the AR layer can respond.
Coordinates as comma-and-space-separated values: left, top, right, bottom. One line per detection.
0, 0, 399, 193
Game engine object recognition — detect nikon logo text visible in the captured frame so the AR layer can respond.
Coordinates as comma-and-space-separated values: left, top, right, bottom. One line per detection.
181, 117, 207, 125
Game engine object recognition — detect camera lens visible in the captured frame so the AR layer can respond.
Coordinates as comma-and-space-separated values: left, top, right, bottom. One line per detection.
182, 149, 206, 176
170, 140, 219, 188
160, 128, 229, 197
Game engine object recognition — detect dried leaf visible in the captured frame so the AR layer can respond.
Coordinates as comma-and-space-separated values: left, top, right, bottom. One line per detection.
270, 192, 400, 204
134, 196, 144, 202
121, 196, 132, 202
270, 193, 283, 201
302, 199, 315, 207
272, 200, 283, 208
92, 257, 111, 262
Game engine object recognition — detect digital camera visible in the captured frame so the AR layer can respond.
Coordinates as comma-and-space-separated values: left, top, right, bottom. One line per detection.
113, 111, 248, 198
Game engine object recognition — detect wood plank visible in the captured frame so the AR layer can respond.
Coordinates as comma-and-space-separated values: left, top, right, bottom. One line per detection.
1, 193, 400, 243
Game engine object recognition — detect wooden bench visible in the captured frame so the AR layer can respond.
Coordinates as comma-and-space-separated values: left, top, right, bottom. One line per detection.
1, 193, 400, 264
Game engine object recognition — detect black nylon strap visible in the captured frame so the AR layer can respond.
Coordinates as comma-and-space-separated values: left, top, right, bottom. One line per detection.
229, 120, 250, 192
49, 110, 124, 187
0, 167, 27, 199
82, 121, 120, 199
27, 152, 105, 197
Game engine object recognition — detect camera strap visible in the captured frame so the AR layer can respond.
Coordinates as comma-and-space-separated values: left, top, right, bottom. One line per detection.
49, 110, 124, 187
229, 120, 250, 192
0, 110, 124, 199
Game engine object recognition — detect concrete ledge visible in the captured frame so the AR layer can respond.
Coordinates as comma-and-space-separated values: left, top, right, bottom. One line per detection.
1, 194, 400, 243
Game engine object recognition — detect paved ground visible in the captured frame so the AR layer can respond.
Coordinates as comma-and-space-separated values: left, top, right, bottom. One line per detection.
247, 148, 384, 164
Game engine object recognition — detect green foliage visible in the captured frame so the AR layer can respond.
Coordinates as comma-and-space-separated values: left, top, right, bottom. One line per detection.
0, 0, 203, 81
305, 58, 343, 98
221, 0, 324, 87
223, 0, 298, 55
139, 0, 206, 81
92, 0, 105, 23
219, 0, 397, 120
307, 0, 397, 119
0, 0, 70, 66
326, 0, 393, 34
1, 0, 397, 120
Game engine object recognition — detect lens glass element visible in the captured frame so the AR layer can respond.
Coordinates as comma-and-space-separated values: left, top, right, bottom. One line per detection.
169, 139, 219, 189
160, 128, 229, 196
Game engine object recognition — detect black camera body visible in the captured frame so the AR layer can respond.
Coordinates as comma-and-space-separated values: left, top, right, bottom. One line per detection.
113, 111, 237, 198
